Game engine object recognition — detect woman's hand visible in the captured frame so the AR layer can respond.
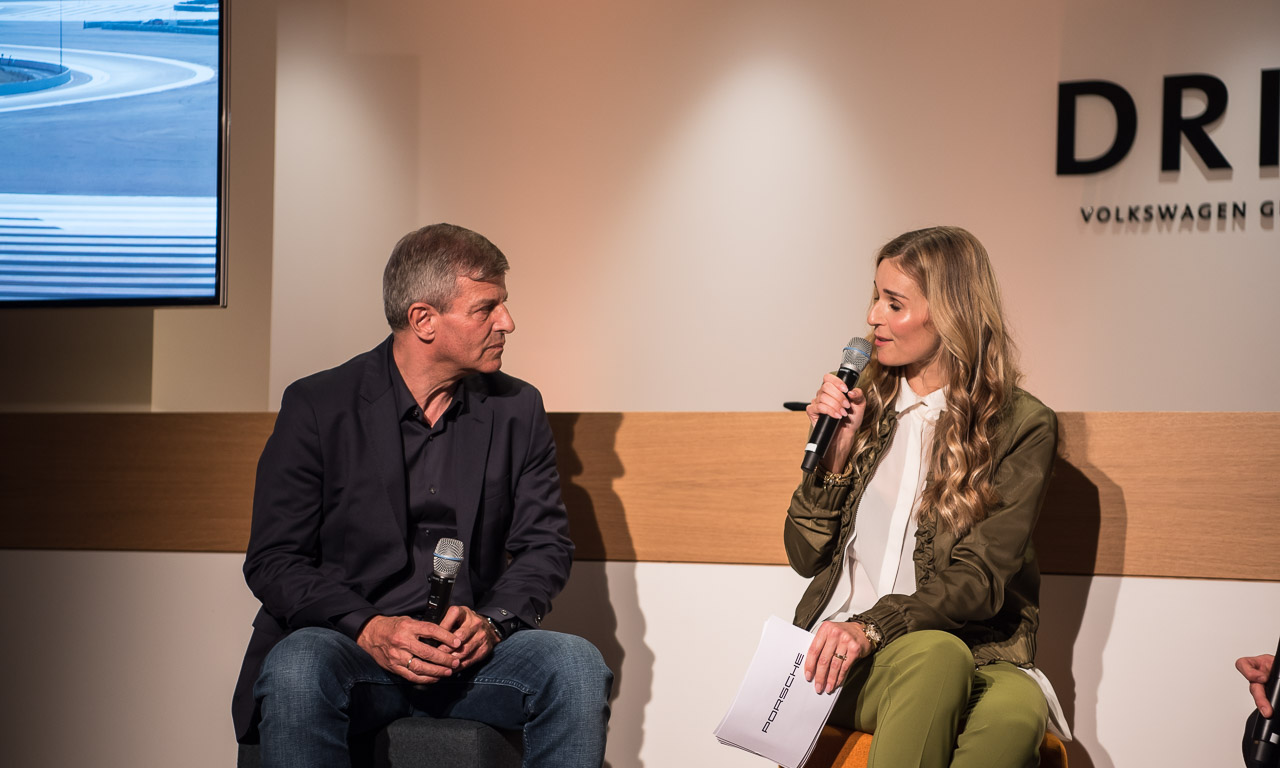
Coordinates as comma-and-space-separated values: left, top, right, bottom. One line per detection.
806, 373, 867, 473
805, 620, 875, 694
1237, 653, 1276, 717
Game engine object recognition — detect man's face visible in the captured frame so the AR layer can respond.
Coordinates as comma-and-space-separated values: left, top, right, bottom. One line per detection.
431, 274, 514, 375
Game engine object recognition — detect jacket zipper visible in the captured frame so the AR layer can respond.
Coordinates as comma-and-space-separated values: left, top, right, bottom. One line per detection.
804, 417, 898, 630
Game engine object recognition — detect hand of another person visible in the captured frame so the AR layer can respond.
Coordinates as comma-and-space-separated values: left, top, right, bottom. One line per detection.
805, 373, 867, 473
1237, 653, 1276, 718
804, 621, 875, 694
439, 605, 501, 669
357, 614, 461, 684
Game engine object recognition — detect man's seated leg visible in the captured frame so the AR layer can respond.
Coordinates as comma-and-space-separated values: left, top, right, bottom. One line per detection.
425, 630, 613, 768
254, 627, 411, 768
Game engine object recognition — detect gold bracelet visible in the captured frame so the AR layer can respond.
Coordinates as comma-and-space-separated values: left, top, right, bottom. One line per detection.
819, 466, 854, 488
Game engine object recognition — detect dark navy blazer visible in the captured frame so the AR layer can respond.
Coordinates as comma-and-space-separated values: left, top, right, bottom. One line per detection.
232, 337, 573, 742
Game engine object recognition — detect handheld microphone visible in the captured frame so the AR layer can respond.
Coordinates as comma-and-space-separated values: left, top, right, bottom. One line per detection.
422, 537, 463, 624
801, 337, 873, 473
1244, 639, 1280, 768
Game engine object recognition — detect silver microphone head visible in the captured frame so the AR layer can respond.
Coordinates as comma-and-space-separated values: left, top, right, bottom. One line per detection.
432, 538, 464, 579
841, 337, 873, 372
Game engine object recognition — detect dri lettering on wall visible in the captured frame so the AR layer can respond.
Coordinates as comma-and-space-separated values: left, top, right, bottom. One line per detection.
1056, 69, 1279, 174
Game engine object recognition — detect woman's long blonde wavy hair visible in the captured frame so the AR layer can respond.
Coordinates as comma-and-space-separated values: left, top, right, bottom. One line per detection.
851, 226, 1021, 535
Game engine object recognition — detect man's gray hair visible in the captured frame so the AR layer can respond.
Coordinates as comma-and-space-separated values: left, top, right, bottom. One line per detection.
382, 223, 509, 330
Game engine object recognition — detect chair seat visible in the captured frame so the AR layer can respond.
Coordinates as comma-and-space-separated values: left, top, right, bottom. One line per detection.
237, 716, 522, 768
802, 725, 1067, 768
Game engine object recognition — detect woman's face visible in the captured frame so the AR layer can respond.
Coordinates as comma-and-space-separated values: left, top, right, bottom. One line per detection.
867, 257, 943, 390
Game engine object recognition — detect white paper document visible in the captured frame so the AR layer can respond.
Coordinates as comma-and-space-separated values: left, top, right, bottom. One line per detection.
714, 616, 840, 768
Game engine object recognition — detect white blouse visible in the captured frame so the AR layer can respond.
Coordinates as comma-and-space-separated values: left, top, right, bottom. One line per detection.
816, 379, 1071, 740
818, 380, 943, 623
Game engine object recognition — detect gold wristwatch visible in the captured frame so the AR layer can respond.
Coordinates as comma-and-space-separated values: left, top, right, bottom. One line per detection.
853, 620, 883, 651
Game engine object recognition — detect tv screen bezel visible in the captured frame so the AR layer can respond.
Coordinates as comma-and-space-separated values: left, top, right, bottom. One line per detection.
0, 1, 229, 310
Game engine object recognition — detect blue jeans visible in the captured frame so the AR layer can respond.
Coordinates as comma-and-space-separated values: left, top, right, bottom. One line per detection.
253, 627, 612, 768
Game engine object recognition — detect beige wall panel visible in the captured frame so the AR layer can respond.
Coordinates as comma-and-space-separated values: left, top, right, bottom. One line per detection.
265, 0, 1280, 414
0, 308, 153, 411
151, 0, 278, 412
268, 0, 420, 404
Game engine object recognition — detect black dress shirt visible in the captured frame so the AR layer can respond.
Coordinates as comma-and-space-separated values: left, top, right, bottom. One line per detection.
334, 359, 467, 634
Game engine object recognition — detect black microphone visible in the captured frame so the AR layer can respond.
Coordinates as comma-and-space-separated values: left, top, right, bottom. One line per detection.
1244, 638, 1280, 768
421, 537, 463, 624
800, 337, 873, 473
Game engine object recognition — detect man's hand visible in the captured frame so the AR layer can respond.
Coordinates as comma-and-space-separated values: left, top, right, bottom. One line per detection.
356, 615, 461, 684
440, 605, 501, 670
1237, 653, 1276, 717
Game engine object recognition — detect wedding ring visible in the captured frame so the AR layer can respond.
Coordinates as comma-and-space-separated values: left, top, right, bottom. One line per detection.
833, 652, 847, 661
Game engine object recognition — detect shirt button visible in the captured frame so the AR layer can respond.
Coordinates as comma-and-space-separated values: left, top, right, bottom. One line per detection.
429, 486, 437, 495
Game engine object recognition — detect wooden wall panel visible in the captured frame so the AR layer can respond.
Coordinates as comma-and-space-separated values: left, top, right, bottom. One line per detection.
1036, 412, 1280, 581
550, 412, 808, 565
1, 412, 1276, 581
0, 413, 273, 552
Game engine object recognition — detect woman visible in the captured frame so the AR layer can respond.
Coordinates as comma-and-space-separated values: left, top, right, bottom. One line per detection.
784, 226, 1066, 768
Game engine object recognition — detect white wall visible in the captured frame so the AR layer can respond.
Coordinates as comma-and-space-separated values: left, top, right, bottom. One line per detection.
0, 552, 1276, 768
550, 566, 1280, 768
0, 551, 257, 768
1, 1, 1277, 767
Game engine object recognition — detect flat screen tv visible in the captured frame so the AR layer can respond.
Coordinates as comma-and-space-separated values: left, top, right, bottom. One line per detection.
0, 0, 226, 307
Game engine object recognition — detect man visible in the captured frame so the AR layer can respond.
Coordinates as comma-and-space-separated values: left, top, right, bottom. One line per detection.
1239, 653, 1276, 718
232, 223, 612, 767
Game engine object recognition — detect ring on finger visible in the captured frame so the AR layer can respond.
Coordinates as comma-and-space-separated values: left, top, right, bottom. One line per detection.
833, 652, 847, 661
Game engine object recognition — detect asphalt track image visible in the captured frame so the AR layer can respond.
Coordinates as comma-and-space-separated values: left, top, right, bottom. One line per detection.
0, 17, 219, 197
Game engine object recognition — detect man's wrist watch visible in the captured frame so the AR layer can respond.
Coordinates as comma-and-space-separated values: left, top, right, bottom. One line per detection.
484, 616, 506, 642
484, 613, 525, 642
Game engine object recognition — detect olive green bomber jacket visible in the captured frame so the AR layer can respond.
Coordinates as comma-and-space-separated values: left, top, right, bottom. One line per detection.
784, 388, 1057, 667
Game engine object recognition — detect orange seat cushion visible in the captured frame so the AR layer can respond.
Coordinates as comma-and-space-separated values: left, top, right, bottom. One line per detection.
799, 726, 1067, 768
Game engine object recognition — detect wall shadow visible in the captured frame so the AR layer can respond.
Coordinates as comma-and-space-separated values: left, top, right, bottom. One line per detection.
0, 307, 154, 411
543, 414, 652, 768
1034, 417, 1127, 768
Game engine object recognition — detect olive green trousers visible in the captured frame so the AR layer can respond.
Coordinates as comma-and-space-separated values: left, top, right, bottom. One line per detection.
827, 630, 1047, 768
